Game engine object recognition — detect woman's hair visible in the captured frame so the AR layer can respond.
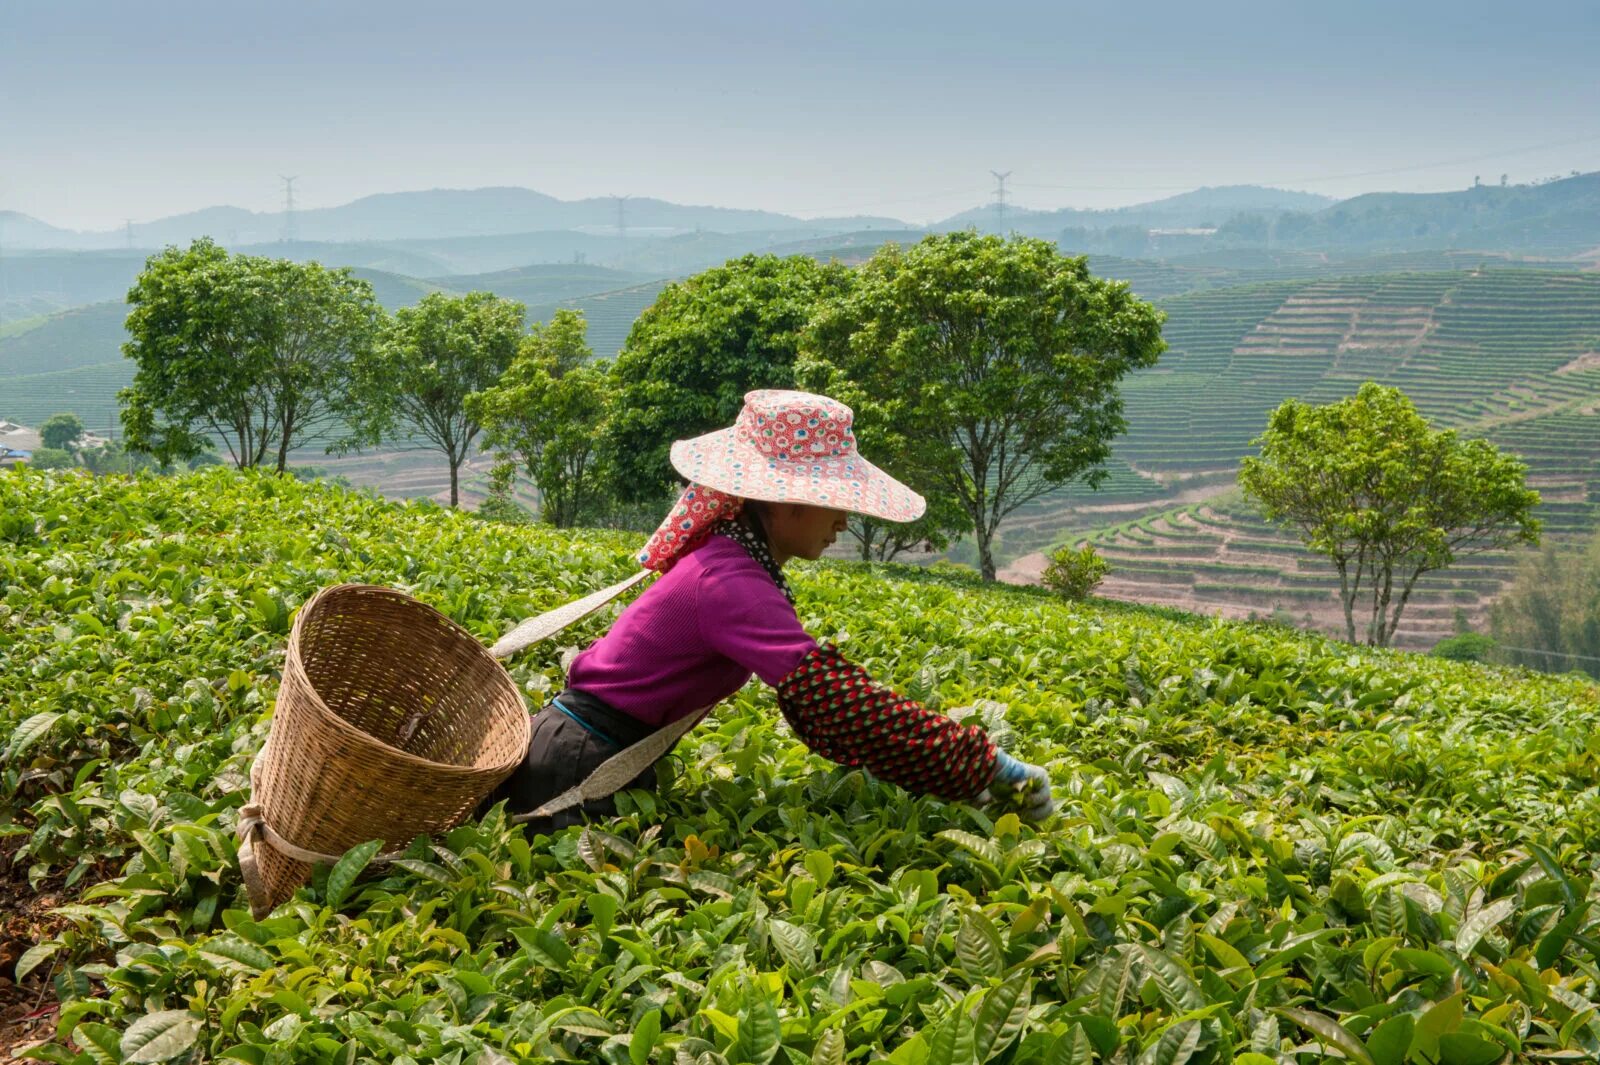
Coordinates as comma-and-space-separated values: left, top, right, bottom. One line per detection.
739, 499, 772, 549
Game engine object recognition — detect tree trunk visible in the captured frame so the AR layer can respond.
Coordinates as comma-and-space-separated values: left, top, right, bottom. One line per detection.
1383, 570, 1425, 647
1370, 563, 1395, 647
1334, 559, 1358, 644
449, 459, 460, 509
977, 525, 997, 582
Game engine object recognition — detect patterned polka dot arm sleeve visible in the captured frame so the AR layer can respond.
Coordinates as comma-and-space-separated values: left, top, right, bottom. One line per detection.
774, 643, 999, 802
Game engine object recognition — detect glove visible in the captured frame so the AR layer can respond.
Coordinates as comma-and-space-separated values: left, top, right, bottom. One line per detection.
980, 749, 1055, 822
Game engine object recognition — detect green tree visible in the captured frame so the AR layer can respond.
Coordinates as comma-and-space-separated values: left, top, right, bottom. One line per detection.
40, 412, 85, 452
342, 291, 524, 508
27, 446, 75, 470
468, 309, 616, 528
119, 239, 383, 472
1239, 382, 1541, 648
799, 231, 1166, 581
601, 254, 855, 505
1489, 529, 1600, 679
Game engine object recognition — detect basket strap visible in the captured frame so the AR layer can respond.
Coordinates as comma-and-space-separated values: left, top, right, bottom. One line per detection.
489, 568, 654, 659
237, 739, 410, 918
510, 703, 713, 824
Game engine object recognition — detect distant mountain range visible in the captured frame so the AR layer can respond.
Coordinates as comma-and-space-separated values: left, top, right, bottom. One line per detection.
3, 174, 1596, 283
3, 183, 1338, 251
0, 188, 910, 250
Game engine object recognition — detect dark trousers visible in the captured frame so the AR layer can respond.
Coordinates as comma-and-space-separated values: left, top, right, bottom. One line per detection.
479, 688, 661, 832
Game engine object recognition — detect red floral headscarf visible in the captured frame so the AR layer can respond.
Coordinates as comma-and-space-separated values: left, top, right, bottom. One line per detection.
637, 482, 744, 573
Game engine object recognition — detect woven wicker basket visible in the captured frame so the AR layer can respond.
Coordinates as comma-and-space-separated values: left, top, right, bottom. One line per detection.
242, 584, 530, 915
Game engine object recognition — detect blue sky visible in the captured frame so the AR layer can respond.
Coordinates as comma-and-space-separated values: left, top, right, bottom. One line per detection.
3, 0, 1597, 231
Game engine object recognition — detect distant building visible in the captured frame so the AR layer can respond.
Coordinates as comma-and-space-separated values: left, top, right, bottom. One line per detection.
0, 421, 41, 466
0, 420, 109, 466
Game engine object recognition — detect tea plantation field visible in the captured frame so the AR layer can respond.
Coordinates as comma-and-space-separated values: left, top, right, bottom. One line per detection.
3, 468, 1599, 1064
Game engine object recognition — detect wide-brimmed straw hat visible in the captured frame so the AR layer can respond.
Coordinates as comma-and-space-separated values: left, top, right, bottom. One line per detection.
668, 389, 925, 523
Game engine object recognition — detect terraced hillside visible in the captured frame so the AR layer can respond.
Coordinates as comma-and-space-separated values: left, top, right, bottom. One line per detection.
998, 269, 1600, 644
524, 278, 674, 359
1002, 494, 1522, 651
1084, 249, 1582, 301
1111, 269, 1600, 481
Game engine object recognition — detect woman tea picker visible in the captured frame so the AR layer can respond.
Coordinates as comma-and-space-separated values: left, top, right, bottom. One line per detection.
484, 389, 1054, 828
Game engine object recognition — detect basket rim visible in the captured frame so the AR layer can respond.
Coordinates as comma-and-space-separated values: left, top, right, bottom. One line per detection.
277, 582, 529, 778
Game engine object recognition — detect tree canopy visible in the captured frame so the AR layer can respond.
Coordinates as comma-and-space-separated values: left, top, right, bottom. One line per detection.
601, 254, 855, 505
40, 412, 85, 451
342, 290, 525, 507
799, 231, 1167, 580
468, 309, 615, 528
1239, 381, 1542, 647
119, 239, 382, 472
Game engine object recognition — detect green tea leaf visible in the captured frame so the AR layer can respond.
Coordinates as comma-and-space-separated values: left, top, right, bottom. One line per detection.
120, 1011, 201, 1064
8, 712, 62, 759
1274, 1007, 1375, 1065
1364, 1014, 1413, 1065
324, 838, 383, 911
511, 926, 574, 969
198, 936, 273, 973
1455, 896, 1515, 959
13, 941, 60, 982
630, 1008, 660, 1065
1044, 1027, 1093, 1065
736, 995, 781, 1065
71, 1022, 123, 1065
955, 912, 1004, 981
769, 918, 817, 975
973, 975, 1031, 1059
810, 1027, 845, 1065
1136, 1020, 1200, 1065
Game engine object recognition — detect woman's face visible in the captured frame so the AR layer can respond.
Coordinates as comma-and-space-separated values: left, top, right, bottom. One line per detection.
764, 502, 849, 565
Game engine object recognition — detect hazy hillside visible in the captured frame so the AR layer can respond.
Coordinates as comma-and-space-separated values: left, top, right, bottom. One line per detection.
937, 185, 1336, 235
0, 249, 152, 318
428, 263, 654, 307
1, 188, 907, 250
1218, 171, 1600, 254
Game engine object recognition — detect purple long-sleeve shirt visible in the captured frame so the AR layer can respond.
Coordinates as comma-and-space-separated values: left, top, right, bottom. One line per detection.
565, 534, 817, 726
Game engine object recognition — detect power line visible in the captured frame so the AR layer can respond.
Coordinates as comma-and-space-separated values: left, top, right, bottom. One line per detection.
280, 176, 298, 244
990, 170, 1011, 233
611, 194, 629, 242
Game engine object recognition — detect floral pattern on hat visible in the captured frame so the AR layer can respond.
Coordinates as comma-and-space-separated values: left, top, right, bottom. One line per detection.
667, 389, 924, 525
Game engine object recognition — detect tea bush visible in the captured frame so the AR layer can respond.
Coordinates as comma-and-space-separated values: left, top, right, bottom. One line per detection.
1040, 545, 1110, 602
3, 467, 1599, 1064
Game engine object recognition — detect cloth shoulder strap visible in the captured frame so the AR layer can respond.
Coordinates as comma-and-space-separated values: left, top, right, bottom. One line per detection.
489, 567, 653, 658
508, 702, 711, 823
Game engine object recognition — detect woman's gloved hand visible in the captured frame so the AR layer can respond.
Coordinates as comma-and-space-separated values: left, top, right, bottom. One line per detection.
981, 749, 1055, 821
